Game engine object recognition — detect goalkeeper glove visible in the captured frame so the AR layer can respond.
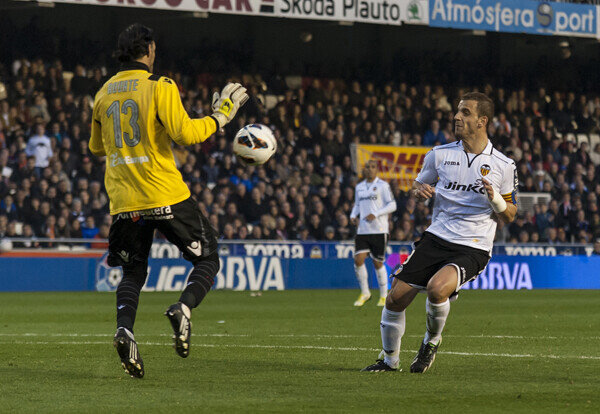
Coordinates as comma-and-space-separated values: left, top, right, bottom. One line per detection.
211, 83, 249, 129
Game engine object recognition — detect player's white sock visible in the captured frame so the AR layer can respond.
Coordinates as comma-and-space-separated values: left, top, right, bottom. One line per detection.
375, 266, 388, 298
423, 298, 450, 345
380, 307, 405, 369
354, 263, 370, 296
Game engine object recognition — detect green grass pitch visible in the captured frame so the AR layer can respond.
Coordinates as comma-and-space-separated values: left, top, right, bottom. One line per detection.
0, 290, 598, 413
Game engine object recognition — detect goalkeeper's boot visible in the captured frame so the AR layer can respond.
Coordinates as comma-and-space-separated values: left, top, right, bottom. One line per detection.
361, 350, 399, 372
113, 327, 144, 378
410, 339, 441, 373
165, 302, 191, 358
377, 296, 386, 307
353, 293, 371, 307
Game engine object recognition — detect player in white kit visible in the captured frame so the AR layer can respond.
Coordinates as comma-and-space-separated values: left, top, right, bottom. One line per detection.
362, 92, 518, 373
350, 160, 397, 307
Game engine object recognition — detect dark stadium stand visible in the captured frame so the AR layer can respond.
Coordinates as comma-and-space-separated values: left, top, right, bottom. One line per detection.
1, 53, 599, 246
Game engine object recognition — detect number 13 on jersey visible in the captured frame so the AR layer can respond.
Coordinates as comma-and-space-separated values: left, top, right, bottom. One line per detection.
106, 99, 141, 148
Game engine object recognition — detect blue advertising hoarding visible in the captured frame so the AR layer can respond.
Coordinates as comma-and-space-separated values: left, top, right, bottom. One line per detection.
462, 255, 600, 290
429, 0, 598, 38
94, 254, 600, 292
0, 257, 97, 292
1, 252, 599, 292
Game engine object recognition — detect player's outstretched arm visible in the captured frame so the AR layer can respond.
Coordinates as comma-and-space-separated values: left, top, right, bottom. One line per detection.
411, 181, 435, 201
482, 178, 517, 223
157, 77, 220, 146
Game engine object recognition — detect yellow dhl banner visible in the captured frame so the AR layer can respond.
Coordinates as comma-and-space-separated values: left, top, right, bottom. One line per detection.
353, 144, 432, 191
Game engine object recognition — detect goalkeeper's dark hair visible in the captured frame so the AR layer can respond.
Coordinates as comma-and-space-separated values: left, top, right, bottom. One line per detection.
460, 92, 494, 126
113, 23, 154, 63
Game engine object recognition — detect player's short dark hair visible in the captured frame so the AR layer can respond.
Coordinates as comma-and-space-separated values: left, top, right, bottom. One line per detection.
461, 92, 494, 126
113, 23, 154, 63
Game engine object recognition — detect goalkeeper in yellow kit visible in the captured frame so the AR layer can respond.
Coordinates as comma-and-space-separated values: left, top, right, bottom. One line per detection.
90, 23, 248, 378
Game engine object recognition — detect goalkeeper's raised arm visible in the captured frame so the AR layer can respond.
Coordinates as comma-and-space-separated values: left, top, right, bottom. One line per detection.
155, 78, 248, 146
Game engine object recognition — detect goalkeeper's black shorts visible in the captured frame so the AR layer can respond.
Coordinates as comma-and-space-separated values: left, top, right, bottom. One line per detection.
392, 232, 490, 292
107, 196, 218, 267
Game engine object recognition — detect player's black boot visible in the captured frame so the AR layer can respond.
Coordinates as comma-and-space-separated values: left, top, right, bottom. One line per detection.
410, 340, 441, 373
361, 359, 398, 372
113, 327, 144, 378
165, 302, 191, 358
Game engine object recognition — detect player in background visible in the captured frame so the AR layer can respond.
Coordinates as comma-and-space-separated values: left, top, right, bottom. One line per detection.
350, 160, 397, 307
362, 92, 517, 373
89, 24, 248, 378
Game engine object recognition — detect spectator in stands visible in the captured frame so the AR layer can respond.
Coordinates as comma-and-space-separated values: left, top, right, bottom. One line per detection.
324, 225, 336, 241
90, 224, 109, 249
236, 224, 249, 240
55, 216, 70, 239
28, 95, 51, 124
71, 65, 91, 97
534, 202, 552, 239
25, 124, 52, 171
545, 227, 558, 244
423, 120, 446, 146
81, 216, 98, 239
274, 217, 288, 240
11, 224, 38, 248
70, 218, 82, 239
303, 104, 320, 135
592, 239, 600, 255
243, 187, 266, 225
0, 215, 7, 237
250, 225, 262, 240
297, 226, 311, 241
222, 223, 235, 240
0, 194, 18, 221
202, 156, 219, 186
590, 143, 600, 166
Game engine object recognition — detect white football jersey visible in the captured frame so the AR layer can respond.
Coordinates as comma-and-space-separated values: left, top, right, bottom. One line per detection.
416, 140, 518, 253
351, 177, 397, 235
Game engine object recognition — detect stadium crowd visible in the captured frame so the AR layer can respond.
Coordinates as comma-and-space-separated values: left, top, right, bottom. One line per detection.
1, 57, 600, 248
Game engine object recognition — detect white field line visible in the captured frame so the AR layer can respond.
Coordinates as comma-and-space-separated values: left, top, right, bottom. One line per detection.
0, 333, 246, 338
0, 333, 596, 340
269, 334, 568, 340
0, 340, 599, 361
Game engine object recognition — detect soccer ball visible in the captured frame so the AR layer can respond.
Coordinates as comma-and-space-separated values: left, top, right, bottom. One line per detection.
233, 124, 277, 166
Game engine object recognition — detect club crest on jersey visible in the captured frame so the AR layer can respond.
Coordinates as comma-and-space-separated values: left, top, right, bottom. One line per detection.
480, 164, 491, 177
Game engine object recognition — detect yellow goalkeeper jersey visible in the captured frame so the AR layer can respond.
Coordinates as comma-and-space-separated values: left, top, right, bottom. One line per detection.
90, 62, 217, 215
